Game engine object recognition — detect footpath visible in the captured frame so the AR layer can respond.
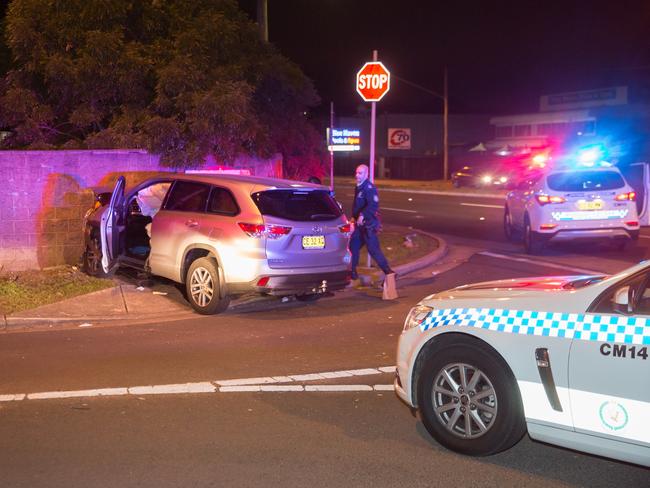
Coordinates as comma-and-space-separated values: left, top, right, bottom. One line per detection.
2, 229, 447, 332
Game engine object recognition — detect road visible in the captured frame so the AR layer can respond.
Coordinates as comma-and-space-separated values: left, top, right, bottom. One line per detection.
1, 187, 648, 486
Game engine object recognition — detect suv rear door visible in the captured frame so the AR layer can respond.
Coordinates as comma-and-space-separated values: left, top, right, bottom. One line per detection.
253, 189, 347, 269
100, 176, 126, 273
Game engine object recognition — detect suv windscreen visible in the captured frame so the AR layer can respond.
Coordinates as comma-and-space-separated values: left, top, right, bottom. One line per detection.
253, 190, 342, 221
547, 170, 625, 192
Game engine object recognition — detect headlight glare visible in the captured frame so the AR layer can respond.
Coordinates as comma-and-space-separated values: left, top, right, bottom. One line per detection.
403, 304, 433, 331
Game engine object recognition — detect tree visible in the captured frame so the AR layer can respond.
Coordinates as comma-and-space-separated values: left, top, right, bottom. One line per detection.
0, 0, 324, 176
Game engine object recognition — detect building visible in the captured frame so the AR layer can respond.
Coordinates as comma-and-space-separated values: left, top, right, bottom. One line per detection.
332, 113, 491, 179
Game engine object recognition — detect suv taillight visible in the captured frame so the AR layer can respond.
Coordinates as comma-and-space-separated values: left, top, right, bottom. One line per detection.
615, 191, 636, 201
338, 223, 352, 234
535, 194, 566, 205
237, 222, 292, 239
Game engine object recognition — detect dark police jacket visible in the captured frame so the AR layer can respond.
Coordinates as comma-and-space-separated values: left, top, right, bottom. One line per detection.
352, 179, 381, 231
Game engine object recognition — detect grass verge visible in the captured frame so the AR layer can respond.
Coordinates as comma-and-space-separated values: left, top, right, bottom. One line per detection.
357, 227, 438, 270
0, 266, 115, 316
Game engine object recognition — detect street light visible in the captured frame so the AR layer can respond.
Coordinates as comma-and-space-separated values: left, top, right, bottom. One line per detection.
393, 69, 449, 180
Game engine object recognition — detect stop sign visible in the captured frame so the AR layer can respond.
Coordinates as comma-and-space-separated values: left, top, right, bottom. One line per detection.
356, 61, 390, 102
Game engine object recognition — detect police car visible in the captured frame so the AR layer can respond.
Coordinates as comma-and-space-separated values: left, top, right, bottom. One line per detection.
395, 260, 650, 466
503, 151, 640, 254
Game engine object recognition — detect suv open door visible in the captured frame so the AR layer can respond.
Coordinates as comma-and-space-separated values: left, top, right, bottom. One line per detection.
101, 176, 126, 273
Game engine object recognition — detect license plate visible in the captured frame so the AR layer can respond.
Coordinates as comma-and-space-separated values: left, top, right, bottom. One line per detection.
577, 200, 603, 211
302, 235, 325, 249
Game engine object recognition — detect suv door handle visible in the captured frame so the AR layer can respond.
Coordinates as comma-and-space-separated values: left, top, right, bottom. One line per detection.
185, 220, 199, 228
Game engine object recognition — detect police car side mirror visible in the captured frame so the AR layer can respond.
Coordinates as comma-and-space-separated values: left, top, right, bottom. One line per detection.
613, 285, 634, 314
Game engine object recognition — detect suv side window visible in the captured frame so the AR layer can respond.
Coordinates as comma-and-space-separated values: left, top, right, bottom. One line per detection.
207, 187, 239, 216
164, 181, 210, 212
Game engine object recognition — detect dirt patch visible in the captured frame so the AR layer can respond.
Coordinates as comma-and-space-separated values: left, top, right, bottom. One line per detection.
0, 266, 114, 315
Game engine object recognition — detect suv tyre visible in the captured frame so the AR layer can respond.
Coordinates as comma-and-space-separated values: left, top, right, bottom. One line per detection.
186, 257, 230, 315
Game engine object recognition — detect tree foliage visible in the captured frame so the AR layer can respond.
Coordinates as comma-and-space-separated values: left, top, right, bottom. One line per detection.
0, 0, 324, 176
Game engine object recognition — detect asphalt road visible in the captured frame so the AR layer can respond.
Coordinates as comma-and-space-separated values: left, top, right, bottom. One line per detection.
337, 185, 650, 274
1, 248, 647, 486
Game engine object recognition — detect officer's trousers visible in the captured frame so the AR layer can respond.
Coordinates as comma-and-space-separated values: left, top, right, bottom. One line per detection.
350, 226, 391, 278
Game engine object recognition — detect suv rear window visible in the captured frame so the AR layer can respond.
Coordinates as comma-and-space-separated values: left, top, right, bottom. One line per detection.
253, 190, 342, 222
546, 170, 625, 192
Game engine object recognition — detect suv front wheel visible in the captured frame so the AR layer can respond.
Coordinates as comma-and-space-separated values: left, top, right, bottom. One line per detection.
186, 257, 230, 315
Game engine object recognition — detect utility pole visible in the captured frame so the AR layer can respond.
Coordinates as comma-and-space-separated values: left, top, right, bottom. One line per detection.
369, 50, 378, 183
443, 67, 449, 181
257, 0, 268, 42
329, 101, 334, 191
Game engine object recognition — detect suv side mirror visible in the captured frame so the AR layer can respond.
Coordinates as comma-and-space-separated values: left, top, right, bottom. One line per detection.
613, 285, 634, 314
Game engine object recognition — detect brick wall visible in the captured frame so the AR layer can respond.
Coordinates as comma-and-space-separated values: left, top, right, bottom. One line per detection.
0, 150, 282, 271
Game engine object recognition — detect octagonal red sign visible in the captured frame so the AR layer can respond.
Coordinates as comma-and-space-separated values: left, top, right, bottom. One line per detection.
356, 61, 390, 102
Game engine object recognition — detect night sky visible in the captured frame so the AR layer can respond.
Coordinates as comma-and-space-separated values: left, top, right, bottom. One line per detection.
238, 0, 650, 116
2, 1, 650, 117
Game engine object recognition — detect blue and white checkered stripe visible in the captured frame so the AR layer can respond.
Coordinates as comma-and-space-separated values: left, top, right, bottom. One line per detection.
420, 308, 650, 345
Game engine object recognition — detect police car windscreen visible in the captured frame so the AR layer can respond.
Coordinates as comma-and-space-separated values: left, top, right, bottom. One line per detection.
547, 171, 625, 192
253, 190, 342, 221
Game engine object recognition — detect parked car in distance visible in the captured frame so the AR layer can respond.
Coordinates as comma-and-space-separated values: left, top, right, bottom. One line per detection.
396, 260, 650, 467
504, 163, 639, 254
83, 174, 352, 314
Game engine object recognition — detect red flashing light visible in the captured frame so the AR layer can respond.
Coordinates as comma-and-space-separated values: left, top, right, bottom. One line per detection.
615, 192, 636, 201
625, 221, 639, 227
536, 195, 566, 205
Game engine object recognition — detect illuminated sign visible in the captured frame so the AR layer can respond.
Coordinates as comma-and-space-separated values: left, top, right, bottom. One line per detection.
327, 128, 361, 152
388, 128, 411, 150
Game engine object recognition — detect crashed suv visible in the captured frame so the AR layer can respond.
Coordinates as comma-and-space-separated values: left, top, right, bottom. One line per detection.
83, 174, 352, 314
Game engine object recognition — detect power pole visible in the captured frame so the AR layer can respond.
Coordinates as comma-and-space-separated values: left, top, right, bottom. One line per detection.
257, 0, 268, 42
443, 67, 449, 181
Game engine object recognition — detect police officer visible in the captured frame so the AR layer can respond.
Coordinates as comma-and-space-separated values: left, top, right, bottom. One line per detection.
350, 164, 394, 280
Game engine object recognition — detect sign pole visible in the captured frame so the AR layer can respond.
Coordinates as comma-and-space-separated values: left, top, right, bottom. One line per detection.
330, 101, 335, 191
369, 50, 378, 183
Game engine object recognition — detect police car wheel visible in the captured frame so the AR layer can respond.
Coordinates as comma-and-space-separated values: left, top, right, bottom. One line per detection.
417, 337, 526, 456
524, 217, 543, 254
186, 257, 230, 315
503, 207, 518, 242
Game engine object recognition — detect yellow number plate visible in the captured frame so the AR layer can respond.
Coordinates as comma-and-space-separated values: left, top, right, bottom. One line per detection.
577, 200, 603, 211
302, 235, 325, 249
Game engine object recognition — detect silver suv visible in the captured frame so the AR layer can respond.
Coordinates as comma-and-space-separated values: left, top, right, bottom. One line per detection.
83, 174, 352, 314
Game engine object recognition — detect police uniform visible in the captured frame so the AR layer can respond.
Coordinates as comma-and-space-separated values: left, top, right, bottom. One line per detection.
350, 178, 393, 279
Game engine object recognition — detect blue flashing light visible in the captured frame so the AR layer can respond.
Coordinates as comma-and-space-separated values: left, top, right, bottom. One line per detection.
576, 144, 606, 166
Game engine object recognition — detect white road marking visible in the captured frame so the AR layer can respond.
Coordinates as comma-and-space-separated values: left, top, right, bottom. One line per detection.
460, 202, 503, 209
128, 383, 215, 395
479, 251, 603, 275
27, 388, 129, 400
383, 207, 417, 213
305, 385, 373, 392
216, 377, 278, 386
378, 366, 396, 373
3, 366, 396, 402
639, 235, 650, 240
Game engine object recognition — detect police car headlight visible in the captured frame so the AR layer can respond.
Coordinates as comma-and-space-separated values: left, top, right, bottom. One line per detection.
403, 304, 434, 331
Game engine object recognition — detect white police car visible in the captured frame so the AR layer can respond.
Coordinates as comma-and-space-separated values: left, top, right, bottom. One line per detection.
395, 260, 650, 466
504, 160, 639, 254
